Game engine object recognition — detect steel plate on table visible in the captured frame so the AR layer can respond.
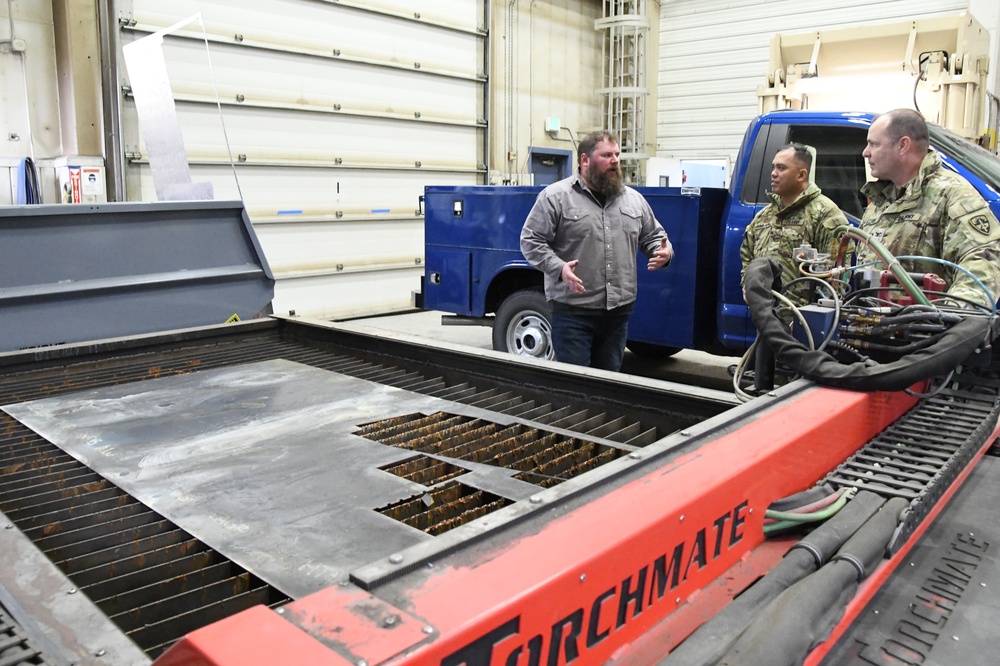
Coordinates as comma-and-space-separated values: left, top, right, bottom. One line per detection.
2, 359, 540, 599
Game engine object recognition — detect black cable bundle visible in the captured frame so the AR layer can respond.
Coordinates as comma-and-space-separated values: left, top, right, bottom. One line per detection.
16, 157, 40, 204
744, 258, 991, 391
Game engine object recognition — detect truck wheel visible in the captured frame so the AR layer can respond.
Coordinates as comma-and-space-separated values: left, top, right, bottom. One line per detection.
625, 340, 681, 359
493, 289, 555, 360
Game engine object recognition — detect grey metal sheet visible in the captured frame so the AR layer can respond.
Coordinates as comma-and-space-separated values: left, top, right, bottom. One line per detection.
1, 360, 538, 599
0, 200, 273, 352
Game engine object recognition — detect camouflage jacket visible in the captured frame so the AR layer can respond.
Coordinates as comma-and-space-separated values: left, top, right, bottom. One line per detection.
859, 151, 1000, 308
740, 183, 847, 302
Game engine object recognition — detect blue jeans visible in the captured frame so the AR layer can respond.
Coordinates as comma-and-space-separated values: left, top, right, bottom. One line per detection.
551, 311, 630, 371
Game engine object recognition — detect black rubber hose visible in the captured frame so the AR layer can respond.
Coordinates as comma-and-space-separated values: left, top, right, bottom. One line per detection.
715, 496, 908, 666
831, 497, 909, 581
790, 490, 888, 566
658, 491, 886, 666
744, 258, 991, 391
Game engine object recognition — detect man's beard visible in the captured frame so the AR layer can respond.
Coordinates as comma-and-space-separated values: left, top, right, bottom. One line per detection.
587, 162, 624, 198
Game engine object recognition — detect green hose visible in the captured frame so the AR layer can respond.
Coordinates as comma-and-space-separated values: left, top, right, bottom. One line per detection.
836, 224, 932, 307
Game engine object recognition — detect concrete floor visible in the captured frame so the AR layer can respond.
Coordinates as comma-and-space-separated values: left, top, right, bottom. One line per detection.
345, 309, 741, 393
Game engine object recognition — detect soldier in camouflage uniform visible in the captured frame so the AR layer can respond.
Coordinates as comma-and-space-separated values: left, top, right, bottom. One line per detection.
740, 143, 848, 303
860, 108, 1000, 308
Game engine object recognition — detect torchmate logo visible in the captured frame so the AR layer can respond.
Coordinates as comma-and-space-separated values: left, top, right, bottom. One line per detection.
852, 532, 989, 665
441, 500, 750, 666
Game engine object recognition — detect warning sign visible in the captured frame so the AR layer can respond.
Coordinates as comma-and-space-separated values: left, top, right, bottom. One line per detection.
68, 167, 82, 203
82, 167, 104, 196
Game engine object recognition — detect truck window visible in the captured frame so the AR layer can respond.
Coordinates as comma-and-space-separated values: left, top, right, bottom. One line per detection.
787, 125, 869, 219
743, 124, 869, 220
928, 125, 1000, 192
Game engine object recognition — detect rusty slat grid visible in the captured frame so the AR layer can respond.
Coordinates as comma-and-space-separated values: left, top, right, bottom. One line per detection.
357, 412, 629, 491
361, 411, 631, 534
379, 454, 469, 486
376, 481, 514, 536
0, 607, 52, 666
0, 417, 290, 658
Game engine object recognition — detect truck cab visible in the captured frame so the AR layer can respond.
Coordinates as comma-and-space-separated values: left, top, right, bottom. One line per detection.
719, 110, 1000, 351
421, 110, 1000, 360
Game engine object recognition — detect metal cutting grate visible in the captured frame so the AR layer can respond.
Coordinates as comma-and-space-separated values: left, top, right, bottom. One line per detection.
357, 411, 628, 486
361, 411, 630, 533
376, 481, 514, 536
379, 455, 469, 486
0, 606, 52, 666
0, 417, 290, 659
0, 328, 679, 657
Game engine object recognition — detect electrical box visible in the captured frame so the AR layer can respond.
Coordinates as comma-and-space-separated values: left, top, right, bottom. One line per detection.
54, 156, 107, 204
545, 117, 561, 133
791, 304, 838, 347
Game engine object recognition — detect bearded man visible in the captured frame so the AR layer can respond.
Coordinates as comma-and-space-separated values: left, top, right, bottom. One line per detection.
520, 131, 673, 371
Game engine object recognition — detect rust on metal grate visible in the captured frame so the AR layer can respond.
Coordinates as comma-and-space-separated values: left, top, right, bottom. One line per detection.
356, 412, 628, 489
379, 454, 468, 486
376, 481, 513, 536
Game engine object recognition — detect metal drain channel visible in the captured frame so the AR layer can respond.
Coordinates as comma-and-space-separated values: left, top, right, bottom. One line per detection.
823, 372, 1000, 552
0, 327, 673, 657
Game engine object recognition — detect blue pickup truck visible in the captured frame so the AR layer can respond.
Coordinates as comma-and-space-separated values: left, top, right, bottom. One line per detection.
420, 110, 1000, 360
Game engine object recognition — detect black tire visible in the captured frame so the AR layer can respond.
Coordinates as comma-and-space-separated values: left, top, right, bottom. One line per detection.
492, 288, 555, 360
625, 340, 682, 359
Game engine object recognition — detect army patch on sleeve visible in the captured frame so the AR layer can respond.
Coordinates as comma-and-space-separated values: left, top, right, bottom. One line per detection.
970, 215, 992, 235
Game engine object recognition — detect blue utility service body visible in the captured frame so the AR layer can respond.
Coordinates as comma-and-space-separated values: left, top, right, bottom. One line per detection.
422, 111, 1000, 356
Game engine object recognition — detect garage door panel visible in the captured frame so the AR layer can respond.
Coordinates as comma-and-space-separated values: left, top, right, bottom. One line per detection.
271, 268, 424, 319
123, 0, 484, 320
131, 0, 480, 78
132, 164, 477, 216
254, 219, 424, 270
151, 104, 480, 168
132, 37, 481, 124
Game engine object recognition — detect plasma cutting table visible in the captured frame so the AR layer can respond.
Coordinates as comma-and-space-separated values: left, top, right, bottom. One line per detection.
0, 315, 997, 666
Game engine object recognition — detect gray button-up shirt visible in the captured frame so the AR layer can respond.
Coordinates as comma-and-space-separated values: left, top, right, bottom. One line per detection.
520, 174, 667, 310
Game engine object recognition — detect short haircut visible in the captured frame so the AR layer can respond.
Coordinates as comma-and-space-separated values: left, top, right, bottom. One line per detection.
879, 108, 929, 150
578, 131, 619, 167
778, 143, 813, 171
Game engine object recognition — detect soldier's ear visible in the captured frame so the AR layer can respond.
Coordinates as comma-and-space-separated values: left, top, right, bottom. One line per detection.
898, 136, 911, 154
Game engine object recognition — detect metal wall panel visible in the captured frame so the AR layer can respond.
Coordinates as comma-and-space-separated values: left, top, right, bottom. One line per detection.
119, 0, 486, 319
489, 0, 604, 184
0, 1, 61, 160
658, 0, 973, 167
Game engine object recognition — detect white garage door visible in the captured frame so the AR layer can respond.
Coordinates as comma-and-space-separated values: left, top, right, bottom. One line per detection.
118, 0, 486, 319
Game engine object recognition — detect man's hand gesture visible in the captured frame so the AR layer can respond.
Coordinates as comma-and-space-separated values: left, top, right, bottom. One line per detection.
561, 260, 586, 293
648, 237, 674, 270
